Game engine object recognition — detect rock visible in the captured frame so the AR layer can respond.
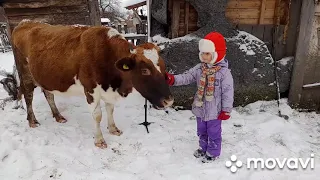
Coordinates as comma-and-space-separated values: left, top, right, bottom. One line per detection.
277, 56, 294, 93
151, 0, 167, 25
151, 0, 293, 108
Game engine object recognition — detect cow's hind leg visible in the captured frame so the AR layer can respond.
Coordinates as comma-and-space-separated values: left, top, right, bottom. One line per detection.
105, 103, 122, 136
86, 91, 107, 148
42, 90, 67, 123
13, 47, 39, 128
24, 85, 39, 128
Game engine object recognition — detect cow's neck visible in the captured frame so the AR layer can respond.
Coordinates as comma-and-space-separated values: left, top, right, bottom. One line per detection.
117, 73, 133, 97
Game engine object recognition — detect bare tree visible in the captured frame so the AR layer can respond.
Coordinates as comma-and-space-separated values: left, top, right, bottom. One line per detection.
98, 0, 125, 21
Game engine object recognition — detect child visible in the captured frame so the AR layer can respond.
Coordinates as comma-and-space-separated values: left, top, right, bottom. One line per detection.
165, 32, 234, 163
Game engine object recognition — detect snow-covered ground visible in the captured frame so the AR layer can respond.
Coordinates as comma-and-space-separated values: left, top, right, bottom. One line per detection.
0, 52, 319, 180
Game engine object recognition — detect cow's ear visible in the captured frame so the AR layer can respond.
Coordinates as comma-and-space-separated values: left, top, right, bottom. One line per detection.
115, 57, 136, 72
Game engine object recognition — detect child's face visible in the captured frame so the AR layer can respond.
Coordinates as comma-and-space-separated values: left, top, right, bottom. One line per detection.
200, 52, 213, 63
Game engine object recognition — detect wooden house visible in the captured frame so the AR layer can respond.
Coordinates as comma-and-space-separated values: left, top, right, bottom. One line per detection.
1, 0, 101, 33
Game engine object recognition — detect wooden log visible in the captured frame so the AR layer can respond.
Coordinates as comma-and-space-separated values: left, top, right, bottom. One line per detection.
4, 5, 88, 16
6, 12, 90, 28
3, 0, 87, 8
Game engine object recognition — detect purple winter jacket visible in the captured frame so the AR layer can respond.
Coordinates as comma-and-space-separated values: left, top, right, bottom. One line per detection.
173, 58, 234, 121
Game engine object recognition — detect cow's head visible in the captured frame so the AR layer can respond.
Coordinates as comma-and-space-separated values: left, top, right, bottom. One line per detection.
115, 43, 173, 109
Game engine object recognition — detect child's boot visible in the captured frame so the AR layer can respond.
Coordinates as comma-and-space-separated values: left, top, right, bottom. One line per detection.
201, 154, 219, 163
193, 149, 205, 158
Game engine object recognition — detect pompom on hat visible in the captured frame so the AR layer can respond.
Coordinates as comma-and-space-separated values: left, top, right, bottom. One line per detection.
199, 32, 227, 64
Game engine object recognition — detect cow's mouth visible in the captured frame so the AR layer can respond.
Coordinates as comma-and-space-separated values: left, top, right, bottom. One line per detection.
152, 96, 174, 110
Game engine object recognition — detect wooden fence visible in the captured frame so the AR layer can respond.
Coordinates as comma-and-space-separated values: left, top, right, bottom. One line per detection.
123, 34, 147, 46
0, 23, 11, 53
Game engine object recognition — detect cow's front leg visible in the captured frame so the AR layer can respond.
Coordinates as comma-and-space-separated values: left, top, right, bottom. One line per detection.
105, 103, 122, 136
86, 92, 107, 148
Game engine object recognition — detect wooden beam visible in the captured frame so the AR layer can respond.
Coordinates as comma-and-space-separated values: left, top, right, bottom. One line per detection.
273, 0, 281, 25
184, 2, 189, 35
125, 1, 146, 10
259, 0, 267, 24
288, 0, 315, 108
3, 0, 87, 8
171, 0, 180, 38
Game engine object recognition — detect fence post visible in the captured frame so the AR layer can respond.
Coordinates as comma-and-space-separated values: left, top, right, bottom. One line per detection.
124, 25, 128, 34
136, 24, 140, 34
118, 25, 122, 33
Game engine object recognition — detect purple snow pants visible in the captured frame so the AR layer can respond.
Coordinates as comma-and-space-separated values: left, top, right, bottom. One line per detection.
197, 117, 222, 157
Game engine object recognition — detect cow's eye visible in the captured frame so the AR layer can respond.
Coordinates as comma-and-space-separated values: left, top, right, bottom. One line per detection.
141, 68, 151, 75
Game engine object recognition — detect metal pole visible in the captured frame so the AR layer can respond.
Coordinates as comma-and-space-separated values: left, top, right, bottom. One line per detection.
139, 0, 153, 133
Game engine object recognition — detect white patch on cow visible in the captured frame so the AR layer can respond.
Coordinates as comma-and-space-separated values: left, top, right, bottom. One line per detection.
48, 77, 84, 96
107, 28, 125, 39
26, 57, 29, 63
98, 86, 124, 104
143, 48, 161, 72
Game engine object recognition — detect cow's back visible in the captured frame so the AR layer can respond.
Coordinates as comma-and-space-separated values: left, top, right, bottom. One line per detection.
12, 21, 120, 93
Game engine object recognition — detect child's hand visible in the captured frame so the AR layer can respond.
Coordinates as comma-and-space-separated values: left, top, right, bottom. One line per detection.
218, 111, 230, 120
165, 72, 175, 85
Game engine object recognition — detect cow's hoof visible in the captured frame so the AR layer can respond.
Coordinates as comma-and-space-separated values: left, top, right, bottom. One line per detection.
55, 115, 67, 123
56, 118, 67, 123
95, 140, 107, 149
29, 122, 40, 128
109, 127, 123, 136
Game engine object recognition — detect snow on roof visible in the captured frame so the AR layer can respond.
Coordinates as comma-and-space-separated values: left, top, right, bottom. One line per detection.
123, 0, 146, 8
101, 18, 110, 23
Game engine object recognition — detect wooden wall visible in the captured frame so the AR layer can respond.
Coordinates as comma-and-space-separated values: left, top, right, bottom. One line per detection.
0, 7, 7, 22
167, 0, 299, 59
168, 0, 198, 38
226, 0, 276, 25
2, 0, 100, 32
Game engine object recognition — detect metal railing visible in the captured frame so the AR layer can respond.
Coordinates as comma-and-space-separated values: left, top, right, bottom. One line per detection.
0, 23, 12, 53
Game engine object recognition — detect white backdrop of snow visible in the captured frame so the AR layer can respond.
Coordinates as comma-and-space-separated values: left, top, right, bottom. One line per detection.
0, 52, 320, 180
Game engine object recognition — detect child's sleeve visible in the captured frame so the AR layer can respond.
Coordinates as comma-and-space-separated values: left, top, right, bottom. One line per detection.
221, 69, 234, 112
172, 65, 199, 86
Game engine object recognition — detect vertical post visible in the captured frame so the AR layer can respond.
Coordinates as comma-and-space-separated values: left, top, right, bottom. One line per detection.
288, 0, 315, 108
136, 24, 140, 34
88, 0, 101, 26
118, 24, 122, 33
124, 24, 128, 34
184, 2, 189, 35
259, 0, 266, 24
147, 0, 152, 42
171, 0, 180, 38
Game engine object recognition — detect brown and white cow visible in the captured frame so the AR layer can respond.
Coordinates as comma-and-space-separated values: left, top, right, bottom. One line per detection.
11, 20, 173, 148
